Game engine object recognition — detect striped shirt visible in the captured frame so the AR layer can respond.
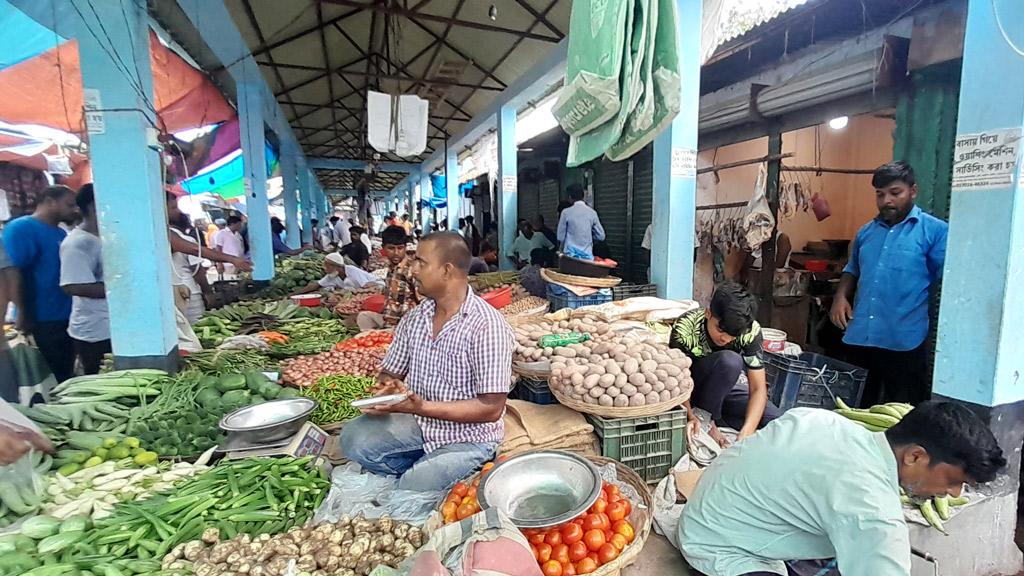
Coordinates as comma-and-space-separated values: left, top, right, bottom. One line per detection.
382, 256, 420, 327
381, 286, 514, 453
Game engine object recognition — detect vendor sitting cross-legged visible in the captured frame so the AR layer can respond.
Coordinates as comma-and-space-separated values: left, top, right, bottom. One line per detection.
340, 232, 515, 492
290, 252, 382, 295
670, 282, 781, 446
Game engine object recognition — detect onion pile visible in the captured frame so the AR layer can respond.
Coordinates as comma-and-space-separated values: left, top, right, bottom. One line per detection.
281, 348, 387, 387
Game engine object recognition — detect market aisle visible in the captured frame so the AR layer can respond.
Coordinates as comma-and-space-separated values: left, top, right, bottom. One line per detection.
623, 533, 694, 575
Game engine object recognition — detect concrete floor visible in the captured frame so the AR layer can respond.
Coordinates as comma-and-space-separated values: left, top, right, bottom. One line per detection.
623, 533, 694, 576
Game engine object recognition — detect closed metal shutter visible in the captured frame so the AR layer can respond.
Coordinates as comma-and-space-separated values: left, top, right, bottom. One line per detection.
593, 157, 630, 273
518, 181, 540, 228
539, 179, 560, 230
630, 145, 654, 283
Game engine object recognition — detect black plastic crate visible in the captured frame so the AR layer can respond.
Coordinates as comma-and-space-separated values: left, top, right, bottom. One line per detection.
764, 351, 867, 411
510, 377, 557, 405
586, 410, 687, 484
612, 283, 658, 300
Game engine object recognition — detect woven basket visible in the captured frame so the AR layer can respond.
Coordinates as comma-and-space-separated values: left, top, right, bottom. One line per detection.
549, 375, 692, 418
512, 363, 551, 380
542, 268, 623, 289
471, 271, 521, 290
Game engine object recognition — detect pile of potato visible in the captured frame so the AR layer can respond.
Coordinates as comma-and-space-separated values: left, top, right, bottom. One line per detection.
512, 316, 694, 409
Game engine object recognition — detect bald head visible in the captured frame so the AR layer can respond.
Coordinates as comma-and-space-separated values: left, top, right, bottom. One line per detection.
420, 231, 471, 273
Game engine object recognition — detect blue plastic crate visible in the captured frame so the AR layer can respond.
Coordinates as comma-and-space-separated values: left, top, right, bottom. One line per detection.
510, 377, 557, 405
764, 351, 867, 411
546, 285, 613, 310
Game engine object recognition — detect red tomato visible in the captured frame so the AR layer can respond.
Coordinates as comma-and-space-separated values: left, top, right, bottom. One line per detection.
544, 530, 563, 547
603, 530, 614, 544
456, 503, 476, 520
587, 552, 600, 565
589, 498, 608, 514
551, 544, 570, 565
597, 543, 619, 564
605, 483, 620, 498
612, 520, 635, 544
572, 518, 585, 527
575, 558, 598, 575
582, 514, 604, 531
607, 492, 622, 503
621, 498, 632, 516
582, 529, 606, 552
529, 533, 546, 546
541, 560, 563, 576
609, 533, 628, 552
451, 483, 469, 498
523, 528, 541, 537
568, 541, 589, 562
606, 500, 627, 523
561, 522, 583, 545
535, 543, 552, 563
562, 561, 577, 576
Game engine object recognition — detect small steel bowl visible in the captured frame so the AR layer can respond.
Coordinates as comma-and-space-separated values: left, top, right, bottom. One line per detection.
219, 397, 317, 444
477, 450, 603, 528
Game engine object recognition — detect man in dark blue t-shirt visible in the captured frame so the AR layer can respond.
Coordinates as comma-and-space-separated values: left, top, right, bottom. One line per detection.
3, 185, 79, 383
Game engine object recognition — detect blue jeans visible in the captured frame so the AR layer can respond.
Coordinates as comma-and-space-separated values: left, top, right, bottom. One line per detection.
340, 413, 497, 492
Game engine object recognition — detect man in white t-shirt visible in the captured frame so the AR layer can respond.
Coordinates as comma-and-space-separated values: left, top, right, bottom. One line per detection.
293, 252, 382, 294
509, 220, 554, 268
59, 184, 109, 375
212, 215, 244, 276
331, 216, 351, 247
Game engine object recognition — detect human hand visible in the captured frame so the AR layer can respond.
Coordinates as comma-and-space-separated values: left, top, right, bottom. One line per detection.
686, 417, 701, 439
0, 423, 53, 465
709, 425, 731, 448
370, 374, 405, 396
363, 390, 422, 416
232, 258, 253, 272
736, 427, 755, 442
830, 297, 853, 330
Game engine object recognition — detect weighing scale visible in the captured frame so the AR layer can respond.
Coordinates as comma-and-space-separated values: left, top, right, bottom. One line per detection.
220, 421, 329, 460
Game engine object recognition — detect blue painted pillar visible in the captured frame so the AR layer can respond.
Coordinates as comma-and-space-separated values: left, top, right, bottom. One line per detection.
76, 0, 177, 369
420, 172, 433, 231
446, 149, 460, 231
935, 1, 1024, 407
237, 72, 274, 281
497, 105, 518, 270
298, 164, 313, 244
651, 0, 700, 300
406, 182, 415, 222
280, 146, 300, 249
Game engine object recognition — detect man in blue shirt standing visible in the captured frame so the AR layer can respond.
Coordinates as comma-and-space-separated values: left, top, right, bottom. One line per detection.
557, 184, 605, 259
830, 162, 947, 405
3, 185, 79, 383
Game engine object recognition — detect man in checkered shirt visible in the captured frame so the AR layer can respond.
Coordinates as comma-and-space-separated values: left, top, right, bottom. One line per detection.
341, 232, 515, 491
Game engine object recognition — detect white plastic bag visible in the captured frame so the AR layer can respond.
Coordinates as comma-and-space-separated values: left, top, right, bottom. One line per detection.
313, 462, 445, 526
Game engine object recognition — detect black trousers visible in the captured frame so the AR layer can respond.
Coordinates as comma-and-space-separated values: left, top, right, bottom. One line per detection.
73, 338, 111, 375
33, 320, 75, 384
845, 342, 929, 406
690, 350, 782, 430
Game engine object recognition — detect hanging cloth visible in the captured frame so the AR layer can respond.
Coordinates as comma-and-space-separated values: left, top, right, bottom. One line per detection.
743, 164, 775, 251
366, 91, 428, 157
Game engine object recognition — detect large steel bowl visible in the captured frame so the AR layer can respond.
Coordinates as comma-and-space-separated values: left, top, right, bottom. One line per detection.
219, 398, 317, 444
477, 450, 603, 528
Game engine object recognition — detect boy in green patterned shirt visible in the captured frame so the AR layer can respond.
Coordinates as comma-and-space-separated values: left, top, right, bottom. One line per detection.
670, 282, 781, 446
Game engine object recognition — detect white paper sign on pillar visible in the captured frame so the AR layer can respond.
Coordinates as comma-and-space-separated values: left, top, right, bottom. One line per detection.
502, 175, 517, 193
83, 89, 105, 135
952, 127, 1022, 191
671, 147, 697, 178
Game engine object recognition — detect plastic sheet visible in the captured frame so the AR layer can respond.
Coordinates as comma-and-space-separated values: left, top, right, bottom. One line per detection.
314, 463, 445, 527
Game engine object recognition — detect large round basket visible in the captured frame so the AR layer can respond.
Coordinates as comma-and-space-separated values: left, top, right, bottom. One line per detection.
549, 375, 691, 418
542, 268, 623, 289
426, 453, 653, 576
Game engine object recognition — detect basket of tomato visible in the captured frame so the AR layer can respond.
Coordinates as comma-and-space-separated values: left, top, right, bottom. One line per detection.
433, 454, 652, 576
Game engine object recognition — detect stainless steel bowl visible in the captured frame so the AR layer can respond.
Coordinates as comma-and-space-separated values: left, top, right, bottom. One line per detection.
477, 450, 603, 528
219, 398, 317, 444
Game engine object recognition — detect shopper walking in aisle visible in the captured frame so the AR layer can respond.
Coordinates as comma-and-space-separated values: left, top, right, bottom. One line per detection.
356, 225, 420, 331
670, 282, 781, 446
341, 232, 514, 491
830, 161, 947, 405
211, 215, 244, 277
557, 184, 605, 259
59, 185, 109, 375
679, 402, 1004, 576
2, 185, 78, 383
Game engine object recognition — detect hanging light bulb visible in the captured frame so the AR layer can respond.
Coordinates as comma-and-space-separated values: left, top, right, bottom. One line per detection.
489, 4, 498, 20
827, 116, 848, 130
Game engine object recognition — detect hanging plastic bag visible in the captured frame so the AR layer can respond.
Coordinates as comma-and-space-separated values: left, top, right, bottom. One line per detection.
811, 192, 832, 221
743, 164, 775, 251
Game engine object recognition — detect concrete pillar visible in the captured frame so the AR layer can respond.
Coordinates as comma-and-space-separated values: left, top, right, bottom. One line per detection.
76, 0, 177, 370
237, 71, 274, 281
497, 105, 518, 270
926, 2, 1024, 573
650, 0, 700, 299
280, 146, 299, 249
298, 165, 313, 244
446, 149, 460, 231
406, 181, 415, 221
420, 172, 432, 231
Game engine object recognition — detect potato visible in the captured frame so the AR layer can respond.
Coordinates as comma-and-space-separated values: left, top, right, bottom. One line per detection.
677, 356, 693, 369
529, 331, 546, 340
589, 358, 606, 371
623, 358, 640, 375
583, 374, 601, 389
655, 369, 669, 381
613, 353, 630, 363
598, 394, 614, 407
604, 360, 621, 376
543, 348, 553, 357
588, 387, 604, 399
606, 386, 621, 398
628, 372, 646, 387
615, 373, 628, 388
663, 365, 682, 377
659, 390, 673, 402
597, 324, 611, 335
614, 343, 628, 354
592, 343, 610, 355
653, 353, 670, 364
642, 371, 659, 385
599, 374, 616, 387
652, 381, 665, 392
629, 394, 647, 406
638, 382, 653, 395
666, 347, 684, 358
641, 351, 653, 361
531, 349, 543, 360
621, 383, 638, 396
664, 376, 679, 390
571, 372, 585, 386
640, 359, 658, 373
613, 395, 629, 407
584, 394, 598, 404
646, 391, 661, 404
551, 368, 563, 379
555, 347, 576, 358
